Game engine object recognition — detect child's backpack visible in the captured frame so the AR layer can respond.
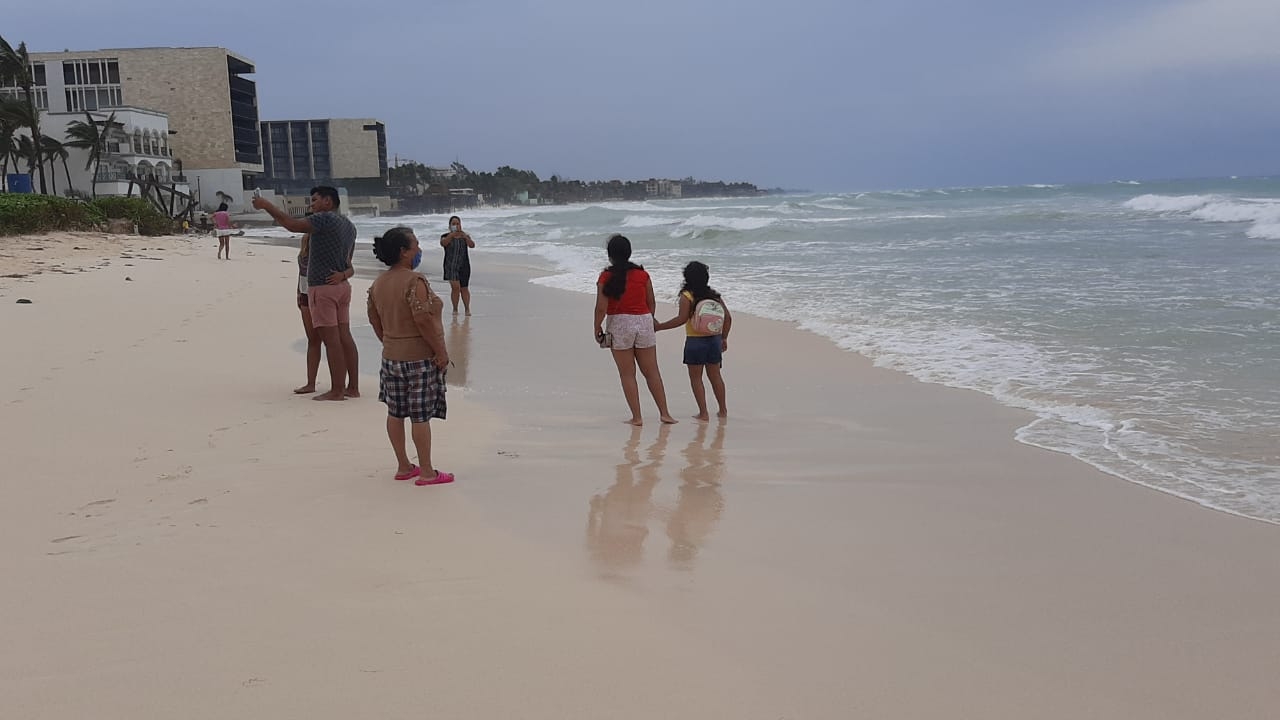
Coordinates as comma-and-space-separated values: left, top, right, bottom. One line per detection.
691, 297, 726, 335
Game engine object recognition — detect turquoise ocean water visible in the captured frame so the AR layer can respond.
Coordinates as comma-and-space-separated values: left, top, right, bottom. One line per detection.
265, 177, 1280, 523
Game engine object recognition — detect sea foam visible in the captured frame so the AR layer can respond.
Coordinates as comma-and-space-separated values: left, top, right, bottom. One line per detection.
1125, 194, 1280, 239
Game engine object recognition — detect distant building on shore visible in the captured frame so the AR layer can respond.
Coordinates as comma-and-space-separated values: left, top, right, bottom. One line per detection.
259, 118, 390, 215
25, 46, 263, 208
645, 179, 683, 199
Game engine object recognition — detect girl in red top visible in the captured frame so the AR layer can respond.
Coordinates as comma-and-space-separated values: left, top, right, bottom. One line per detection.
593, 234, 677, 426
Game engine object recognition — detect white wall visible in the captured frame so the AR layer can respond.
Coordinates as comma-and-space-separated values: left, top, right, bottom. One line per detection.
184, 168, 248, 210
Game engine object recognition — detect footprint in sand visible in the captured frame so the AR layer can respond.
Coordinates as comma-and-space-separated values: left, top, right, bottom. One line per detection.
157, 465, 193, 481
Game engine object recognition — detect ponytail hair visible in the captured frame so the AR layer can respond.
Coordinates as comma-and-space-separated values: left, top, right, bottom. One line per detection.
680, 261, 720, 303
372, 226, 414, 266
602, 234, 642, 299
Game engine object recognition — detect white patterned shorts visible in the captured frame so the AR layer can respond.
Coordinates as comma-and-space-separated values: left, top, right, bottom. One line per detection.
605, 313, 656, 350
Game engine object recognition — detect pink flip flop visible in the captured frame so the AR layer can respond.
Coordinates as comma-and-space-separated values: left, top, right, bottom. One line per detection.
394, 465, 421, 481
415, 470, 455, 486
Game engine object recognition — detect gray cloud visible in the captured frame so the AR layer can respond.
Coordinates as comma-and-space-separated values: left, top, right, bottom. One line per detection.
6, 0, 1278, 190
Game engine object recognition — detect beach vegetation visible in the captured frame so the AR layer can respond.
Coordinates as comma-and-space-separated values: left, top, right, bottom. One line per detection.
90, 196, 173, 236
0, 193, 104, 235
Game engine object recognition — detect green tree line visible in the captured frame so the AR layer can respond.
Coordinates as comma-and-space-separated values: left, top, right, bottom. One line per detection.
389, 160, 763, 207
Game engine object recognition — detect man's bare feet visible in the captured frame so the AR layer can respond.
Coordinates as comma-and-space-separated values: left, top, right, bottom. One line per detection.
294, 385, 316, 394
660, 416, 679, 424
624, 418, 644, 426
313, 391, 346, 401
717, 409, 728, 418
345, 388, 360, 398
693, 413, 710, 421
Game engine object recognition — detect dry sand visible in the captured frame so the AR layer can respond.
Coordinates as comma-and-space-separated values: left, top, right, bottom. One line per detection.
1, 232, 1278, 719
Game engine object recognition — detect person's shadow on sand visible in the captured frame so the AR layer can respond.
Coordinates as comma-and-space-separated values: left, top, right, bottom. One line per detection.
585, 424, 671, 574
666, 420, 726, 570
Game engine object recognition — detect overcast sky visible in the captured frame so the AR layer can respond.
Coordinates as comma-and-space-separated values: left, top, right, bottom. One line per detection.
8, 0, 1279, 190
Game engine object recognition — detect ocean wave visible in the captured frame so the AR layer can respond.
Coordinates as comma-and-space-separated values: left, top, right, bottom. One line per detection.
1125, 194, 1280, 239
682, 214, 777, 231
620, 215, 679, 228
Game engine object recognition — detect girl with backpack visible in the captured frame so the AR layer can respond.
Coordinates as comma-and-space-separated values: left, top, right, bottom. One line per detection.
655, 261, 732, 421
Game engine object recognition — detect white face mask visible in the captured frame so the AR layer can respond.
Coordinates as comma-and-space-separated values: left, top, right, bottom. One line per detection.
450, 224, 460, 232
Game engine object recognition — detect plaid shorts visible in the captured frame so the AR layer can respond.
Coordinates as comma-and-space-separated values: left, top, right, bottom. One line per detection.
379, 358, 447, 423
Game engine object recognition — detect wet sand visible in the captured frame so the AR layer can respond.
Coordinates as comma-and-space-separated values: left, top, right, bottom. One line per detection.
1, 234, 1278, 718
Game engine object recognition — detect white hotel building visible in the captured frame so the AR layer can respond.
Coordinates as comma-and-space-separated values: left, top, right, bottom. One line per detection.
3, 47, 263, 207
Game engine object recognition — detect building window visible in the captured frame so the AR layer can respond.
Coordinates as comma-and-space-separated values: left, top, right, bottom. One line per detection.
0, 62, 48, 109
62, 58, 124, 111
0, 87, 48, 110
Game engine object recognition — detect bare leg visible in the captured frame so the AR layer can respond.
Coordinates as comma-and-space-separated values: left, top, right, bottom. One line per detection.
338, 323, 360, 397
410, 420, 435, 476
634, 346, 677, 424
706, 363, 727, 417
687, 364, 709, 420
313, 325, 347, 401
386, 415, 413, 474
295, 306, 320, 393
610, 348, 643, 425
460, 287, 472, 316
449, 280, 461, 314
217, 238, 225, 259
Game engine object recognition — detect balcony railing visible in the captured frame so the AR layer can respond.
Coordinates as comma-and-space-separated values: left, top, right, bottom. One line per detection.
93, 169, 187, 184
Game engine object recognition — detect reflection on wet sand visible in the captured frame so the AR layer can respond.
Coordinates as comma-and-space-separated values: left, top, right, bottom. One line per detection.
446, 315, 471, 387
585, 421, 728, 577
586, 424, 670, 574
666, 420, 726, 570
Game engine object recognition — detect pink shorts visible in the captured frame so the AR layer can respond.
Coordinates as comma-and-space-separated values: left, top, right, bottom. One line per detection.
308, 282, 351, 328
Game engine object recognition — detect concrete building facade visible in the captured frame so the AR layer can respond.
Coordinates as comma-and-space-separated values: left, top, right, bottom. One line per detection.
26, 47, 262, 208
39, 107, 189, 198
260, 118, 388, 194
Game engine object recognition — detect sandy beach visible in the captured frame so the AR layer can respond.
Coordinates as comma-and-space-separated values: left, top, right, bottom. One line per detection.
2, 231, 1278, 719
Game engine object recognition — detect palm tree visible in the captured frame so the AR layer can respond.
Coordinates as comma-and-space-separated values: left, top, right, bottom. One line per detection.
15, 134, 37, 190
41, 135, 72, 196
0, 112, 18, 191
0, 36, 48, 193
65, 111, 118, 199
0, 96, 33, 186
0, 35, 48, 194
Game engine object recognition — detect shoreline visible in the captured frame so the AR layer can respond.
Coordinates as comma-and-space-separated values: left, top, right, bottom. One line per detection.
3, 232, 1279, 718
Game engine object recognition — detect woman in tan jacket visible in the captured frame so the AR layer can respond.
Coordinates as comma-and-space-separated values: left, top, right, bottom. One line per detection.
367, 227, 454, 486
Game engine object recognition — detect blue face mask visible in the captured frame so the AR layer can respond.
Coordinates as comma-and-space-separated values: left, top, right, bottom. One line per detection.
411, 249, 423, 269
